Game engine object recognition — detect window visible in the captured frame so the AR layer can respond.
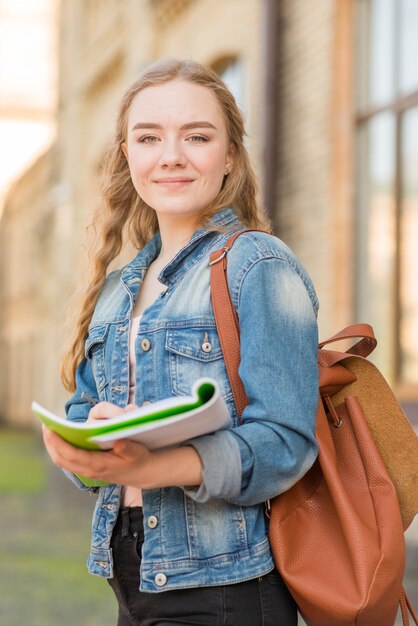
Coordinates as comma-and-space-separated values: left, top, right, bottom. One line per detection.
212, 56, 246, 114
355, 0, 418, 387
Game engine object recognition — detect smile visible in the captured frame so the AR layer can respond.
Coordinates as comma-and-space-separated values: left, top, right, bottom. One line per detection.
154, 177, 195, 189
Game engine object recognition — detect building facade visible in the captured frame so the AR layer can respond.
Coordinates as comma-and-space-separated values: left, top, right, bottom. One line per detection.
0, 0, 57, 207
1, 0, 418, 425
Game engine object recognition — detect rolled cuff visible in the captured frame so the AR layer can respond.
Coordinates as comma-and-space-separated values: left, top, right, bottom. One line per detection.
182, 430, 242, 502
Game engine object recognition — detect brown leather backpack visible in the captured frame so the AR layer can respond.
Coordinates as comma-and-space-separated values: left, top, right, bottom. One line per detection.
210, 229, 418, 626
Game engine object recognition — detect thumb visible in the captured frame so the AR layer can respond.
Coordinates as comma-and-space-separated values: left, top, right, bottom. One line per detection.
113, 438, 147, 459
123, 403, 138, 412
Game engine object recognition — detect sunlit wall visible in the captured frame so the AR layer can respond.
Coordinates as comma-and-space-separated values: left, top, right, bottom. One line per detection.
0, 0, 57, 208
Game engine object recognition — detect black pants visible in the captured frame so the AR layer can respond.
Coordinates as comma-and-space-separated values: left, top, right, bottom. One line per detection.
107, 507, 297, 626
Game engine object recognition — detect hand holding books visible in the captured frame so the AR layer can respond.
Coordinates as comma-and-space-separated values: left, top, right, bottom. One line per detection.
34, 379, 232, 487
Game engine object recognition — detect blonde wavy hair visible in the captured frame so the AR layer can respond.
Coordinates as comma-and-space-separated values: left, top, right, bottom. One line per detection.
61, 57, 271, 392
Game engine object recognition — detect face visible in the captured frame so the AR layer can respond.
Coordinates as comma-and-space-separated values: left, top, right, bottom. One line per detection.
122, 79, 234, 223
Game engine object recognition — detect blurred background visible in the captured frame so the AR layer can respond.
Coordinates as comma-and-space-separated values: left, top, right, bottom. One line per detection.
0, 1, 417, 624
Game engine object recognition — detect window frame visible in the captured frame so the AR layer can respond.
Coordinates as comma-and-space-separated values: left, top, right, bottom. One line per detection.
355, 0, 418, 398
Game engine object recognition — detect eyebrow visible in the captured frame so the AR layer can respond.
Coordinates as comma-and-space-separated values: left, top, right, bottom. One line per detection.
131, 121, 217, 131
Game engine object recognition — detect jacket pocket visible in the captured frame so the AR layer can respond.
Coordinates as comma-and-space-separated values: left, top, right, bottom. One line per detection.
85, 324, 109, 393
165, 326, 234, 406
184, 496, 248, 558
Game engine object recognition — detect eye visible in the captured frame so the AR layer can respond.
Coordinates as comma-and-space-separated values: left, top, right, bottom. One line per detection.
137, 135, 159, 143
187, 134, 209, 143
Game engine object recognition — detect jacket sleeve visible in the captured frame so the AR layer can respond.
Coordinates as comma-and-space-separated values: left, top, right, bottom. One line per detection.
65, 356, 99, 422
61, 356, 100, 491
183, 255, 319, 505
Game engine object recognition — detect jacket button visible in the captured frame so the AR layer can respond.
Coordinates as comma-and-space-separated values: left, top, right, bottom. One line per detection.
141, 338, 151, 351
147, 515, 158, 529
155, 572, 167, 587
202, 341, 212, 353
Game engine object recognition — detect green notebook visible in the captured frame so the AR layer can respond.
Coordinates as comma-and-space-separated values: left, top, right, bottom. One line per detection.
32, 378, 232, 487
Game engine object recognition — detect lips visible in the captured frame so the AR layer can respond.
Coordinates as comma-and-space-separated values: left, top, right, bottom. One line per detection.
154, 177, 194, 183
153, 177, 195, 190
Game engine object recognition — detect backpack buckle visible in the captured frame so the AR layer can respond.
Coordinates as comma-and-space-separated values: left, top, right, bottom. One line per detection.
209, 246, 230, 266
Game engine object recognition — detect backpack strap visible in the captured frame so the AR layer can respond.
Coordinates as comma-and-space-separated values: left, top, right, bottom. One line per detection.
209, 229, 258, 417
318, 325, 377, 358
400, 587, 418, 625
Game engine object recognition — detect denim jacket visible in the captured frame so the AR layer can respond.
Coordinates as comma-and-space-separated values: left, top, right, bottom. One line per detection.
65, 207, 319, 592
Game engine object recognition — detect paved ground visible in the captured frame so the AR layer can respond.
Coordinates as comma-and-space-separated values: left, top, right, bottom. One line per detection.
0, 430, 117, 626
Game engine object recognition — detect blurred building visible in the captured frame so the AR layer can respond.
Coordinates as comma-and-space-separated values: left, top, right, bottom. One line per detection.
1, 0, 418, 424
0, 0, 57, 207
0, 0, 58, 425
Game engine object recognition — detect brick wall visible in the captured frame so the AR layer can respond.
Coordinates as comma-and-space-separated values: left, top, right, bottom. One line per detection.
274, 0, 354, 337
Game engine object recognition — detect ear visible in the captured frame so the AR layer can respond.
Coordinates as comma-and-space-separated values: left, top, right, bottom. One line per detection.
224, 143, 235, 175
120, 142, 128, 160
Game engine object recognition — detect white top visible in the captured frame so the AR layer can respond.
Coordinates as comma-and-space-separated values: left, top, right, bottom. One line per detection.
122, 314, 142, 508
128, 315, 141, 404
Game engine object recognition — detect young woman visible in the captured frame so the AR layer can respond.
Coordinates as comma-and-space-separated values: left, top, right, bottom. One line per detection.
43, 58, 319, 626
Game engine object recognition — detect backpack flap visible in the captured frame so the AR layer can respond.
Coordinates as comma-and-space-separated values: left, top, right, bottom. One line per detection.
331, 355, 418, 529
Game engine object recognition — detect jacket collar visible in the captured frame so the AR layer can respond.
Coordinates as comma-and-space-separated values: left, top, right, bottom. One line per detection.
121, 207, 241, 287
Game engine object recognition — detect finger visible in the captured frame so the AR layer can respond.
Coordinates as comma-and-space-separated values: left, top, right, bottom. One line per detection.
42, 427, 79, 464
88, 402, 126, 421
42, 425, 63, 456
112, 438, 148, 461
87, 403, 138, 424
42, 427, 104, 476
112, 439, 129, 455
124, 404, 138, 412
86, 413, 110, 423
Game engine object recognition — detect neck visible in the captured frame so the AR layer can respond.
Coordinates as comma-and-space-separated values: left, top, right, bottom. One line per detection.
156, 214, 201, 263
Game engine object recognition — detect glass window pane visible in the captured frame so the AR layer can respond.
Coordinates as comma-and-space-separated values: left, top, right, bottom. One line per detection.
356, 0, 396, 110
400, 106, 418, 383
399, 0, 418, 95
356, 113, 396, 379
214, 57, 246, 114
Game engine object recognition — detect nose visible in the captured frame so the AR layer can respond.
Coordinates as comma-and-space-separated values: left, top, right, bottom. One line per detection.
158, 138, 186, 168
